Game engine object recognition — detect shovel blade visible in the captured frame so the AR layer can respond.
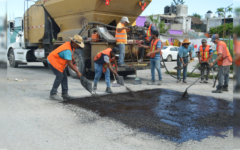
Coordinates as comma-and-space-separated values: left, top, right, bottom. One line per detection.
80, 76, 93, 94
116, 75, 124, 86
174, 66, 183, 70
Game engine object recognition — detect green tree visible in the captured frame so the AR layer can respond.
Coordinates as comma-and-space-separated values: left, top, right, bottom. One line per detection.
209, 23, 233, 37
227, 7, 233, 17
192, 13, 202, 19
216, 7, 224, 17
148, 15, 169, 34
173, 0, 185, 5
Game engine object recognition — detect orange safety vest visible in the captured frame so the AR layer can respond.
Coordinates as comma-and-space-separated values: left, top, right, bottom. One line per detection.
199, 45, 210, 62
150, 39, 163, 58
145, 24, 156, 40
115, 23, 127, 43
47, 42, 74, 73
234, 41, 240, 66
216, 41, 233, 66
94, 48, 115, 73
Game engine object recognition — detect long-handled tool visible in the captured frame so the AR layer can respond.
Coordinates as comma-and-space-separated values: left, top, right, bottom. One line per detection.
114, 74, 135, 97
112, 73, 121, 87
174, 59, 194, 70
182, 63, 217, 98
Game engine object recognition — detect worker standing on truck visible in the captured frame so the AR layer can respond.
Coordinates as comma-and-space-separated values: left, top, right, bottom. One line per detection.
176, 39, 194, 83
93, 47, 119, 93
138, 30, 162, 85
233, 34, 240, 93
115, 16, 130, 67
197, 39, 213, 83
47, 35, 84, 100
138, 21, 157, 62
210, 34, 233, 93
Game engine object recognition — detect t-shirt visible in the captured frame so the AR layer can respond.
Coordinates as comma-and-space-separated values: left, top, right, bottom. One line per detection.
178, 45, 193, 57
235, 42, 240, 54
116, 23, 127, 45
149, 40, 162, 60
47, 50, 72, 64
217, 45, 232, 66
94, 54, 111, 64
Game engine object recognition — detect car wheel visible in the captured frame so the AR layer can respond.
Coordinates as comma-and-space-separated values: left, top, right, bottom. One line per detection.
167, 55, 172, 62
9, 49, 18, 68
43, 62, 49, 67
68, 48, 85, 78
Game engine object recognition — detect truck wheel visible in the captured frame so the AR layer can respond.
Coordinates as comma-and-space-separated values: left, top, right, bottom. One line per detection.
43, 62, 49, 67
9, 49, 18, 68
68, 48, 85, 78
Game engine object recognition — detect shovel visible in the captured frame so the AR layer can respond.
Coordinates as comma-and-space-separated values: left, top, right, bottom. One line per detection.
174, 59, 194, 70
115, 74, 135, 97
112, 74, 121, 87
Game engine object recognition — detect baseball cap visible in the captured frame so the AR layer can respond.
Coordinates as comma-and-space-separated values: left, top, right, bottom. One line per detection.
211, 34, 219, 42
112, 47, 120, 57
121, 16, 130, 23
151, 30, 159, 37
201, 39, 207, 43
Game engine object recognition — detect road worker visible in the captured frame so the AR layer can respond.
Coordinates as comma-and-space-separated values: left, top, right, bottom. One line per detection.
93, 47, 119, 93
138, 21, 157, 62
176, 39, 194, 83
233, 34, 240, 93
138, 30, 162, 85
210, 34, 233, 93
115, 16, 130, 67
197, 39, 213, 83
47, 34, 83, 100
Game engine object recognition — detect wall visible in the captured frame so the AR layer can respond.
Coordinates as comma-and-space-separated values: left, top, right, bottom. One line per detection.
202, 18, 222, 31
176, 5, 188, 17
175, 16, 191, 33
169, 24, 182, 30
136, 16, 146, 27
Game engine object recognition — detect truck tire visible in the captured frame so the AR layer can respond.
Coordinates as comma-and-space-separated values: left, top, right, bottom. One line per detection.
9, 49, 18, 68
68, 48, 85, 78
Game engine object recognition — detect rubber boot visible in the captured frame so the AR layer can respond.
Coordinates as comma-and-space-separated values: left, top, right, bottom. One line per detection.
147, 81, 156, 85
106, 87, 113, 93
62, 94, 75, 100
176, 79, 181, 83
223, 85, 228, 91
93, 84, 97, 91
212, 86, 223, 93
183, 80, 187, 83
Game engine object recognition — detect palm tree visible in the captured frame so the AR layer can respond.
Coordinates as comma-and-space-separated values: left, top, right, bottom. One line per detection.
173, 0, 185, 5
227, 7, 233, 18
216, 7, 224, 17
192, 13, 202, 19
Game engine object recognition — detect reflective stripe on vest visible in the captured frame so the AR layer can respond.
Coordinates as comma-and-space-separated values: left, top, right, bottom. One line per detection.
199, 45, 210, 62
145, 24, 155, 40
94, 48, 115, 73
47, 42, 73, 73
150, 39, 162, 58
115, 23, 127, 43
234, 41, 240, 66
216, 41, 233, 66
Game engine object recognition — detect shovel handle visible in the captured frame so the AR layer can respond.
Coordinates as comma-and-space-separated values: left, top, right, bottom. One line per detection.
113, 73, 117, 81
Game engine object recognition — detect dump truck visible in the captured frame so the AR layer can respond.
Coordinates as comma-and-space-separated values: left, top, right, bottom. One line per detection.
7, 0, 152, 78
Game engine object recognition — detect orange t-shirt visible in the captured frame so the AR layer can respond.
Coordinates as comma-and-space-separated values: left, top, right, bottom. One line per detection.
218, 45, 232, 66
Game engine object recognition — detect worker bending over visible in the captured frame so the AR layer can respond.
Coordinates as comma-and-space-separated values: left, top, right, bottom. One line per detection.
47, 35, 83, 100
93, 47, 119, 93
138, 21, 157, 62
115, 16, 130, 67
176, 39, 194, 83
138, 30, 162, 85
233, 34, 240, 93
210, 34, 233, 93
197, 39, 213, 83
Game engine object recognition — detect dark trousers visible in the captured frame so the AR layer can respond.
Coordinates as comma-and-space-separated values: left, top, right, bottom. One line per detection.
139, 40, 150, 59
49, 64, 68, 95
200, 63, 210, 81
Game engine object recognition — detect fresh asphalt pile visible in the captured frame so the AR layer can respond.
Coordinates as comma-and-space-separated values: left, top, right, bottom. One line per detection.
65, 89, 233, 143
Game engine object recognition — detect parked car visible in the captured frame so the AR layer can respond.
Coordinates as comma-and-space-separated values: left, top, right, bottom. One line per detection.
161, 46, 179, 62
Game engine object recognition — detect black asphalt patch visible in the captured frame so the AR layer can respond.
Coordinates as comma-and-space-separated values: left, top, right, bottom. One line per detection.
65, 89, 233, 143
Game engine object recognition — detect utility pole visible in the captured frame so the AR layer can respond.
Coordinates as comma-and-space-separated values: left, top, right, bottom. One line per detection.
223, 4, 233, 39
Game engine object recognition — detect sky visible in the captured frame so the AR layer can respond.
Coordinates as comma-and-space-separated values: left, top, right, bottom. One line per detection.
6, 0, 237, 21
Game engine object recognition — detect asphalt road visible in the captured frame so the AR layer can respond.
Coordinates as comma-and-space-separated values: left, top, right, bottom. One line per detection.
6, 61, 233, 150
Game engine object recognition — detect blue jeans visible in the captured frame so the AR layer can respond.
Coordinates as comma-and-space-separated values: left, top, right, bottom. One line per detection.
217, 65, 230, 87
94, 63, 111, 87
150, 58, 162, 81
49, 64, 68, 95
177, 56, 189, 80
117, 44, 125, 65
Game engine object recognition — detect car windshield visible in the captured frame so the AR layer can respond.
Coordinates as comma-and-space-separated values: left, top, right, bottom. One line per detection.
162, 46, 168, 50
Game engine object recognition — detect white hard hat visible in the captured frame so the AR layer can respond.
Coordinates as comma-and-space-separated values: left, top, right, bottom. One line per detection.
121, 16, 130, 23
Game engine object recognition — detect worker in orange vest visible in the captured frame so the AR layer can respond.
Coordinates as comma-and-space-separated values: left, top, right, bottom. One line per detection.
210, 34, 233, 93
138, 21, 157, 62
93, 47, 119, 93
138, 30, 162, 85
233, 34, 240, 93
115, 16, 130, 67
47, 35, 84, 100
197, 39, 213, 83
